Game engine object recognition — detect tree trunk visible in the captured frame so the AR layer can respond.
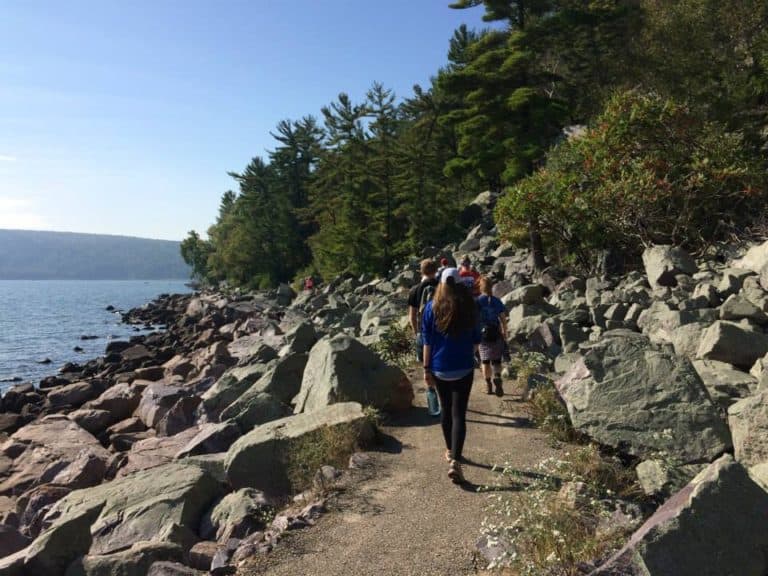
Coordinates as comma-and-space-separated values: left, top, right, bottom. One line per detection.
529, 219, 546, 272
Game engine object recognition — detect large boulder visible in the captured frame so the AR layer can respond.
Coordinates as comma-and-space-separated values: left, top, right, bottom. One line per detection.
728, 391, 768, 467
0, 415, 111, 497
85, 382, 143, 423
46, 381, 101, 410
692, 359, 757, 410
116, 427, 199, 477
44, 462, 222, 557
0, 525, 29, 558
225, 402, 374, 495
696, 320, 768, 369
733, 240, 768, 273
642, 245, 697, 288
200, 363, 269, 417
221, 354, 308, 430
593, 455, 768, 576
292, 335, 412, 414
200, 487, 270, 541
0, 499, 103, 576
556, 332, 731, 463
64, 541, 183, 576
720, 294, 768, 324
175, 422, 241, 459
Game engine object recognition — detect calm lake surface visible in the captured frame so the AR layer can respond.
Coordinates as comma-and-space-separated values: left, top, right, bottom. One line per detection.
0, 280, 191, 392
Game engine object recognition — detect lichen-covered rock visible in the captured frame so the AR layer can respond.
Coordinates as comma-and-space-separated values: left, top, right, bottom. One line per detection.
293, 335, 412, 414
200, 487, 270, 541
222, 354, 308, 430
0, 415, 110, 497
696, 320, 768, 368
225, 402, 374, 495
593, 455, 768, 576
728, 390, 768, 467
556, 331, 731, 463
642, 245, 697, 288
63, 541, 183, 576
44, 462, 222, 557
692, 359, 757, 410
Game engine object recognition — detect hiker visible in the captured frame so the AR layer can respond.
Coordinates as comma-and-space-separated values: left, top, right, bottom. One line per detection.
459, 256, 481, 296
304, 276, 315, 292
421, 267, 481, 483
408, 259, 439, 362
477, 276, 508, 396
437, 257, 449, 278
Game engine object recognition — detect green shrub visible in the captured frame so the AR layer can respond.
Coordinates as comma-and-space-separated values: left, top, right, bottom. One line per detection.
283, 423, 368, 493
370, 323, 414, 369
496, 90, 767, 271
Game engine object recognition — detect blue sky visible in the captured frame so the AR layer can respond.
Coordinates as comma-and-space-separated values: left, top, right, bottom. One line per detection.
0, 1, 489, 241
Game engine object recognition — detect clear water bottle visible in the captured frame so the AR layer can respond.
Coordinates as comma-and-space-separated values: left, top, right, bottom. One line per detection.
426, 387, 441, 417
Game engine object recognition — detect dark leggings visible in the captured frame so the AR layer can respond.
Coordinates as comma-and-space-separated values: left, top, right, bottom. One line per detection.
434, 371, 473, 461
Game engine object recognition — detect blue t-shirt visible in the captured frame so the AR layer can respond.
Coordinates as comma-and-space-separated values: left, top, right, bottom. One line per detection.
421, 300, 481, 374
477, 295, 505, 326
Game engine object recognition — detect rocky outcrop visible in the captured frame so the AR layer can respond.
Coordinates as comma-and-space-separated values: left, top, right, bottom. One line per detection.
642, 245, 697, 288
594, 455, 768, 576
556, 331, 731, 463
293, 335, 412, 414
225, 402, 374, 495
0, 416, 110, 497
728, 391, 768, 467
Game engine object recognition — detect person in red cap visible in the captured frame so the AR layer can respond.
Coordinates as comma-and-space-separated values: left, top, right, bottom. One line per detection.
459, 256, 480, 297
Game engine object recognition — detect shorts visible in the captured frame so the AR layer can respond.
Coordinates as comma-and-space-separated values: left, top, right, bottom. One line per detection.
479, 338, 504, 362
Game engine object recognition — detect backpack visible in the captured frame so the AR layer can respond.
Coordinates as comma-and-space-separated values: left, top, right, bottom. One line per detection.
417, 283, 436, 330
479, 296, 501, 343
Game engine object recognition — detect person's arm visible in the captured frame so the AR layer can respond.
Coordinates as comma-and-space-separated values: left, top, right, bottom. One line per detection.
499, 313, 508, 339
423, 343, 436, 388
409, 306, 418, 335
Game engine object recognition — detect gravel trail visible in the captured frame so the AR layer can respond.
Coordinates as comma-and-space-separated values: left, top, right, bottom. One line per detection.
240, 369, 559, 576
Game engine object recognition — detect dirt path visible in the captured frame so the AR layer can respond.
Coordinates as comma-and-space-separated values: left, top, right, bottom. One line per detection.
241, 370, 560, 576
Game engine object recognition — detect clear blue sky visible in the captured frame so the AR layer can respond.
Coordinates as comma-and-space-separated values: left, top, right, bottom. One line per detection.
0, 1, 489, 241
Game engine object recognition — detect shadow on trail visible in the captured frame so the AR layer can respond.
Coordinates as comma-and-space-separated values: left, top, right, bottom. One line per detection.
466, 417, 534, 429
372, 431, 404, 454
457, 480, 527, 493
385, 406, 440, 429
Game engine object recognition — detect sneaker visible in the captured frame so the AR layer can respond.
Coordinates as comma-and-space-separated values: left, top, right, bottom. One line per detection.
493, 377, 504, 397
485, 380, 493, 395
445, 449, 452, 463
448, 459, 464, 484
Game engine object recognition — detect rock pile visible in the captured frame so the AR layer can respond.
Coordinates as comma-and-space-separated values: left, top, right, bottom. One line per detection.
0, 285, 410, 574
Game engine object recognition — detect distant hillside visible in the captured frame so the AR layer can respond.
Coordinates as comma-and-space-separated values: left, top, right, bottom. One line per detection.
0, 229, 191, 280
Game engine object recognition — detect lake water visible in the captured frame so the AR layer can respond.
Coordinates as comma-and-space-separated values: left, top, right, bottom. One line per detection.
0, 280, 191, 392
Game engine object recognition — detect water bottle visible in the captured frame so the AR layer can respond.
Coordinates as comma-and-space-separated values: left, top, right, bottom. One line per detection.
426, 387, 441, 417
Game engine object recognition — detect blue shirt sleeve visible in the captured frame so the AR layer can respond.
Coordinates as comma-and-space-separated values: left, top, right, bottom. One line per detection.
421, 301, 434, 346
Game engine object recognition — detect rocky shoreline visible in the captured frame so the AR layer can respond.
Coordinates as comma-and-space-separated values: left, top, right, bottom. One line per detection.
2, 190, 768, 574
0, 282, 413, 575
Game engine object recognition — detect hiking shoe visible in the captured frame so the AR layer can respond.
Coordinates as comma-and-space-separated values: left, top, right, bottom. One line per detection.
493, 377, 504, 397
485, 380, 493, 395
448, 459, 464, 484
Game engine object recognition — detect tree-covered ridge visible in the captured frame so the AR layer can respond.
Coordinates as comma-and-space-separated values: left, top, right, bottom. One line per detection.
0, 230, 190, 280
183, 0, 768, 287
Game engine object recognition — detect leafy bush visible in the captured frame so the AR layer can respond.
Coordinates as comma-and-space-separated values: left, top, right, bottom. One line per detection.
284, 421, 375, 493
508, 351, 582, 444
496, 90, 767, 271
370, 323, 414, 369
482, 446, 642, 575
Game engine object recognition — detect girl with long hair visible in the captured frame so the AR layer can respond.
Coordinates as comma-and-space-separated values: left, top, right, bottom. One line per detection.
421, 267, 480, 483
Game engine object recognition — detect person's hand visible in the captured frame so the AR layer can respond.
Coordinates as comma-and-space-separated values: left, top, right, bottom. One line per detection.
423, 370, 436, 389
